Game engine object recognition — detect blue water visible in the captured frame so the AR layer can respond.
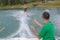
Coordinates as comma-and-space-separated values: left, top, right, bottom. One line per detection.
0, 8, 60, 39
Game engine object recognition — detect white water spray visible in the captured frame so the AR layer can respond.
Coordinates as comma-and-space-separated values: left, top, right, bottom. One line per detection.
19, 11, 34, 37
6, 11, 34, 38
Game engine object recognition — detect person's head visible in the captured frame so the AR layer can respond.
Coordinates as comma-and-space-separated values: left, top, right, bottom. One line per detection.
42, 12, 50, 23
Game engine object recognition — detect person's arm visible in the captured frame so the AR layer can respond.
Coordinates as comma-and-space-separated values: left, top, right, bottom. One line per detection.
30, 26, 41, 40
33, 19, 43, 27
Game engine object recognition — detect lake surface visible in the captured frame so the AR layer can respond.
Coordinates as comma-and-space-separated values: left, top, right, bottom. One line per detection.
0, 8, 60, 39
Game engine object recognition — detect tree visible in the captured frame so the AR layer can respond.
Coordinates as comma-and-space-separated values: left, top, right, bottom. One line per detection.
0, 0, 40, 6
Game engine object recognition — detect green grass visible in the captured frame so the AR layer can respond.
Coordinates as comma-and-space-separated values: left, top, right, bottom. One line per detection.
0, 1, 60, 10
43, 1, 60, 7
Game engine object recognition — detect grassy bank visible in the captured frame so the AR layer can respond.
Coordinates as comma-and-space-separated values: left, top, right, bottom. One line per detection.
0, 1, 60, 10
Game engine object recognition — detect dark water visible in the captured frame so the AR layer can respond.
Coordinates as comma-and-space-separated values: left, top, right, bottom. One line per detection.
0, 8, 60, 39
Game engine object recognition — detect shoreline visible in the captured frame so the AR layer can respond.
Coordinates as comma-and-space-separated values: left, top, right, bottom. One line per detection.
0, 1, 60, 10
0, 7, 60, 10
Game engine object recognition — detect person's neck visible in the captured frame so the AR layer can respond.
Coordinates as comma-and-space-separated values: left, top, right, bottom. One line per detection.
44, 20, 49, 24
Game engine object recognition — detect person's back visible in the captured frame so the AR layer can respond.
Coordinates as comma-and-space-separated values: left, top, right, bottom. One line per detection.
42, 22, 55, 40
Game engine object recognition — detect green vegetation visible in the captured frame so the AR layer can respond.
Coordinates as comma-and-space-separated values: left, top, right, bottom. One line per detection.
0, 0, 40, 6
39, 1, 60, 8
0, 0, 60, 9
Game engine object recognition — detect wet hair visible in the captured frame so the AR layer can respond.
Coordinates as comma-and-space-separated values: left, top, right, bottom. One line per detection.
42, 12, 50, 19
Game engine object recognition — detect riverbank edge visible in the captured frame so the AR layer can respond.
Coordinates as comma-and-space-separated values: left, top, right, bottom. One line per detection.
0, 1, 60, 10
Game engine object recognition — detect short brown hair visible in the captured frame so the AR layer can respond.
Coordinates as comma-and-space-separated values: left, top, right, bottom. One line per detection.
42, 12, 50, 19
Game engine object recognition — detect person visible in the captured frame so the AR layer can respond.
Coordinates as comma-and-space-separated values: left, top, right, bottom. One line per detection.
30, 11, 55, 40
23, 2, 28, 16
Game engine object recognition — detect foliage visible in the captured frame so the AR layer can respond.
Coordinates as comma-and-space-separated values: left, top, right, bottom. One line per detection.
0, 0, 40, 6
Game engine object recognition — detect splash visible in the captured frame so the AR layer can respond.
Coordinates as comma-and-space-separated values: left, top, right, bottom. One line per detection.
6, 11, 34, 38
18, 11, 34, 37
